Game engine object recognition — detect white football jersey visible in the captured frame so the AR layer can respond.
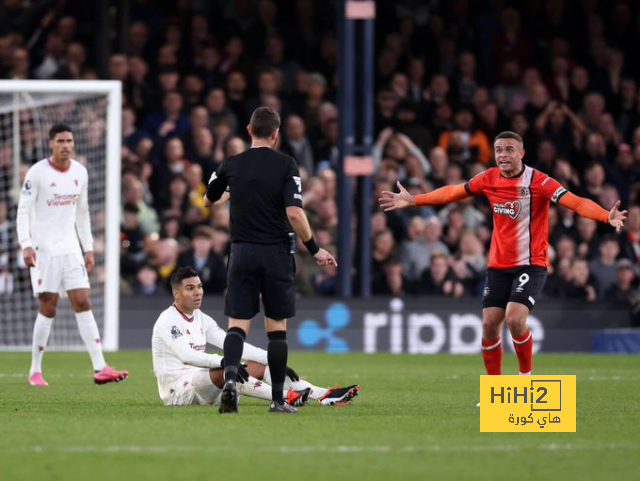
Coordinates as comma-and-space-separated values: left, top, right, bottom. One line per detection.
16, 158, 93, 257
152, 305, 268, 401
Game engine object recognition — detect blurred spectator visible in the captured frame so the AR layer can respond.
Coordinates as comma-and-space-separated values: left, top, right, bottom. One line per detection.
605, 258, 638, 302
400, 216, 426, 290
120, 202, 146, 281
280, 114, 315, 173
132, 263, 167, 297
122, 177, 160, 236
417, 252, 464, 298
575, 216, 600, 260
371, 229, 397, 295
560, 258, 598, 302
205, 88, 238, 135
142, 90, 190, 139
311, 246, 338, 296
620, 205, 640, 263
374, 128, 430, 179
450, 229, 486, 295
175, 226, 226, 294
589, 235, 621, 299
400, 216, 450, 294
437, 107, 492, 164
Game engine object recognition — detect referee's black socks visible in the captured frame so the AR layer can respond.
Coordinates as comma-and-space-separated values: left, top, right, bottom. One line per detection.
223, 327, 246, 383
267, 330, 288, 404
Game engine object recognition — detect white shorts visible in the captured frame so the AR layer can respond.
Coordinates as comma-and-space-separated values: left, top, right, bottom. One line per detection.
164, 369, 225, 406
30, 253, 90, 298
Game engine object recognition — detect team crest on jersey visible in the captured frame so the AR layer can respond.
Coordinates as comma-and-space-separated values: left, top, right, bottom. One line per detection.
493, 200, 522, 220
170, 325, 183, 339
519, 187, 529, 198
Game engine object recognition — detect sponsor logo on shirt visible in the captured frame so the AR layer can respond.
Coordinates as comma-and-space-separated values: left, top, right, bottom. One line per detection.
46, 194, 79, 207
293, 176, 301, 192
25, 180, 31, 190
493, 200, 522, 220
188, 343, 206, 351
551, 186, 567, 203
170, 325, 183, 339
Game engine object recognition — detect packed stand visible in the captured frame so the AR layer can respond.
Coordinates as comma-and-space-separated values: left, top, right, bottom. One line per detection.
1, 0, 640, 323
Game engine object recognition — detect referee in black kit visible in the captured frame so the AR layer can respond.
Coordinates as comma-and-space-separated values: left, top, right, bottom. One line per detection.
205, 107, 337, 414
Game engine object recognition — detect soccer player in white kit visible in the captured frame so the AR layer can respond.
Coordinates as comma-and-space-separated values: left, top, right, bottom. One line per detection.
16, 124, 128, 386
152, 267, 360, 407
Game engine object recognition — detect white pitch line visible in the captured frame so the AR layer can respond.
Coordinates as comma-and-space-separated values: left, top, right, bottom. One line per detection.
12, 443, 640, 455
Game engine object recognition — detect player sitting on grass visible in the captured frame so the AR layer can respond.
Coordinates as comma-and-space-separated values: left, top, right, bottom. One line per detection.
151, 266, 360, 408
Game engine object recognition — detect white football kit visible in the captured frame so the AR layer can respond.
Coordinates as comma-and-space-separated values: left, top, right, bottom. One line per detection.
16, 158, 93, 296
152, 305, 268, 406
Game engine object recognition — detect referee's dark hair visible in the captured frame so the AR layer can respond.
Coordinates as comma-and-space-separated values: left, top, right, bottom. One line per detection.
170, 266, 200, 289
249, 107, 280, 139
49, 124, 73, 140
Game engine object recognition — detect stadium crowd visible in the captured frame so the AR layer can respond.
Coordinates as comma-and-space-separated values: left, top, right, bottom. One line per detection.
2, 0, 640, 323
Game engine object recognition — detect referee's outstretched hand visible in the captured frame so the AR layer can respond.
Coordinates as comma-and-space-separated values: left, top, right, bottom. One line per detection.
314, 248, 337, 267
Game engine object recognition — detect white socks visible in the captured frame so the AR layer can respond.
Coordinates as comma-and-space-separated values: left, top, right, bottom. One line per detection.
263, 366, 328, 400
238, 376, 273, 400
75, 310, 106, 371
30, 313, 53, 375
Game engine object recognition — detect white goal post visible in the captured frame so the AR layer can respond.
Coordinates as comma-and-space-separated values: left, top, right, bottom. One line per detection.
0, 80, 121, 351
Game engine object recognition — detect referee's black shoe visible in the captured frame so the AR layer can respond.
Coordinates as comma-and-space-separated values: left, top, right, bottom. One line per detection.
219, 380, 238, 414
268, 401, 297, 414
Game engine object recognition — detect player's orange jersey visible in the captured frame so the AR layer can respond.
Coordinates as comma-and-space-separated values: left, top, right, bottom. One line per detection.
465, 165, 567, 270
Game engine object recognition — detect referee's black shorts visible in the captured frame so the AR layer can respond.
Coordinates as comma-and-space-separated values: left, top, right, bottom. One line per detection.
224, 242, 296, 320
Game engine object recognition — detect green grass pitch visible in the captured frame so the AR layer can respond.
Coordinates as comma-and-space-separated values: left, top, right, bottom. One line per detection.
1, 351, 639, 481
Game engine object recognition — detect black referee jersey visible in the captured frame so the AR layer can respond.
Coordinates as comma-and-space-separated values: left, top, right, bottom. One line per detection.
205, 147, 303, 244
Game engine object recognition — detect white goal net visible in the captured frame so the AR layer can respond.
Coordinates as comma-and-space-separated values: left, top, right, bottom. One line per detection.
0, 81, 121, 351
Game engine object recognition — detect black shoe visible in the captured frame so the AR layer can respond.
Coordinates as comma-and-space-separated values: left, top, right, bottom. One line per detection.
268, 401, 297, 414
219, 380, 238, 414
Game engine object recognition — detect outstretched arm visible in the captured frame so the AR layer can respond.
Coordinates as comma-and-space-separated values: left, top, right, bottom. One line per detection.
379, 181, 470, 211
558, 192, 627, 232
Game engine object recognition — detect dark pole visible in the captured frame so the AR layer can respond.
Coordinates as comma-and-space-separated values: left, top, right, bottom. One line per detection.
337, 0, 355, 297
117, 0, 131, 54
357, 15, 375, 298
96, 0, 111, 78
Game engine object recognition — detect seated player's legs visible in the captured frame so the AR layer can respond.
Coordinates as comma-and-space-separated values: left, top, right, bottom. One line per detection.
165, 369, 225, 406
